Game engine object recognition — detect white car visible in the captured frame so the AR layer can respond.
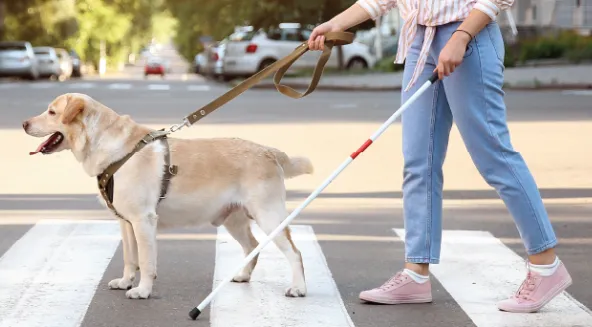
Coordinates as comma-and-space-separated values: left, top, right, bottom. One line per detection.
33, 47, 61, 79
221, 23, 376, 79
55, 48, 73, 80
0, 41, 39, 80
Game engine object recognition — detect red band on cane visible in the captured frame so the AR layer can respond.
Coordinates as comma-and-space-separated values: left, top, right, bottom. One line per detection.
350, 139, 373, 159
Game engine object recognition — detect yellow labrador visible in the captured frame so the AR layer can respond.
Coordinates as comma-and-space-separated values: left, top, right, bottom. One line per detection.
22, 93, 313, 299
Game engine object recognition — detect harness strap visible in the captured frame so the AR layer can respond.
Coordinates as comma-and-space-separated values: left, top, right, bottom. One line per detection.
97, 130, 175, 220
159, 136, 177, 201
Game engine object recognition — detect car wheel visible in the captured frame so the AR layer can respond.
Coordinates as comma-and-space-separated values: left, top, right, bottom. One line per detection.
27, 70, 39, 81
258, 58, 276, 72
347, 57, 368, 70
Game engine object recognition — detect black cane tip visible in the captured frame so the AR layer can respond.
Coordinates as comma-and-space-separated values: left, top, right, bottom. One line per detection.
189, 307, 201, 320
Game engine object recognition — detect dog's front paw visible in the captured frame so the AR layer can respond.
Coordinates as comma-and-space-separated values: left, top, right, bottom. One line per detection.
125, 286, 152, 299
285, 285, 306, 297
108, 278, 133, 290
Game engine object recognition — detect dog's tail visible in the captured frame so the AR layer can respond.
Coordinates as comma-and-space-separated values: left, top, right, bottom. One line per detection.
271, 149, 314, 179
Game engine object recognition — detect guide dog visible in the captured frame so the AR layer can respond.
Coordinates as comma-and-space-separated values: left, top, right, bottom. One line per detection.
22, 93, 313, 299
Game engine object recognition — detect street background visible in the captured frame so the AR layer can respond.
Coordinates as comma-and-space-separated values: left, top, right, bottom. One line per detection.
1, 1, 591, 327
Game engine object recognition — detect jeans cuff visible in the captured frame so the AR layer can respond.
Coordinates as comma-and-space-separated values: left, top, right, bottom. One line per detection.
527, 239, 558, 255
406, 257, 440, 264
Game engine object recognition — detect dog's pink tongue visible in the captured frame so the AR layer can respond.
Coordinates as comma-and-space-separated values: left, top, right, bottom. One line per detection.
30, 139, 50, 155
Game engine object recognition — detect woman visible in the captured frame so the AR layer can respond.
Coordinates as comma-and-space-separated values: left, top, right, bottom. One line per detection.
307, 0, 572, 313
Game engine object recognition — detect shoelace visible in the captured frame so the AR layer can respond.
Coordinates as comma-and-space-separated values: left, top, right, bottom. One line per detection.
379, 272, 407, 290
515, 271, 537, 300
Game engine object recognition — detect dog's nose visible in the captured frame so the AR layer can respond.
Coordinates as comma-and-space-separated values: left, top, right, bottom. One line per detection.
22, 121, 29, 131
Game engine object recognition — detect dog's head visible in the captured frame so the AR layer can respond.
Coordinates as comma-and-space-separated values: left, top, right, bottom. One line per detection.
23, 93, 147, 176
23, 93, 95, 156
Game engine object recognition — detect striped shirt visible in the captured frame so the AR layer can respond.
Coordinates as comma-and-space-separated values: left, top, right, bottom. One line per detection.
356, 0, 514, 91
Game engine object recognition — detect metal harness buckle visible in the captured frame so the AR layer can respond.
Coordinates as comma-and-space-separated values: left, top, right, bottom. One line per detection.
168, 118, 190, 134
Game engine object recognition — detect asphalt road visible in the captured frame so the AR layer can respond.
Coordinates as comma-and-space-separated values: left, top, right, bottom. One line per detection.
0, 77, 591, 327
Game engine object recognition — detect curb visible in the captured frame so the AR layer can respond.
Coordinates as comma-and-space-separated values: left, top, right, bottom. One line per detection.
239, 82, 592, 92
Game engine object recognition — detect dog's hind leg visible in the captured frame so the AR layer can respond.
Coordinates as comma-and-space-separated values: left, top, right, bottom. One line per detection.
223, 210, 260, 283
108, 219, 139, 290
245, 195, 306, 297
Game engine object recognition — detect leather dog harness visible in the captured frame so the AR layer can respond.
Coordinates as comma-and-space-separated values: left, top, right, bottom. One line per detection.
97, 130, 177, 220
96, 32, 354, 220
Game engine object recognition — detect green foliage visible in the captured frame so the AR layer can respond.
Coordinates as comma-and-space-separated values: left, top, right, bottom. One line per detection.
74, 0, 132, 66
372, 55, 404, 72
2, 0, 77, 46
515, 30, 592, 64
0, 0, 163, 70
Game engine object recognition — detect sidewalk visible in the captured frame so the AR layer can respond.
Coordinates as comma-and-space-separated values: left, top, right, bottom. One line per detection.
242, 64, 592, 91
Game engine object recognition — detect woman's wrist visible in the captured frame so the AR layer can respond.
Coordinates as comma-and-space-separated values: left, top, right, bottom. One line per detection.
456, 9, 492, 41
451, 29, 473, 46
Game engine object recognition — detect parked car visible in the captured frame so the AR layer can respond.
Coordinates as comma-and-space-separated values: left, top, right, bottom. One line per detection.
144, 56, 166, 78
0, 41, 39, 80
201, 41, 226, 80
194, 52, 207, 74
33, 47, 61, 79
55, 48, 73, 80
69, 50, 82, 77
220, 23, 377, 79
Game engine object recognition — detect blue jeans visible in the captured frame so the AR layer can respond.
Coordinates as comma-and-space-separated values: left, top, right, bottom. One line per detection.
400, 21, 557, 264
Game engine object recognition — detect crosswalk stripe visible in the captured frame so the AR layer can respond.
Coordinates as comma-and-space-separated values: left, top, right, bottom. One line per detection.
108, 83, 132, 89
68, 83, 95, 89
0, 84, 17, 90
187, 85, 210, 91
393, 229, 592, 327
561, 90, 592, 96
148, 84, 170, 91
29, 82, 55, 89
0, 219, 120, 327
211, 224, 355, 327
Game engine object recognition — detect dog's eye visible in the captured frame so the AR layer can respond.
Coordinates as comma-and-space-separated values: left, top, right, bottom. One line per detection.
48, 110, 55, 116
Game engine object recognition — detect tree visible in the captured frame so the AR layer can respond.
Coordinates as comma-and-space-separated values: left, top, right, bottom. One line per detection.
73, 0, 131, 66
0, 0, 5, 39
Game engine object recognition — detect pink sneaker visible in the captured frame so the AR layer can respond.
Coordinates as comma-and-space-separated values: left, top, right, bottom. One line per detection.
359, 270, 432, 304
498, 261, 573, 313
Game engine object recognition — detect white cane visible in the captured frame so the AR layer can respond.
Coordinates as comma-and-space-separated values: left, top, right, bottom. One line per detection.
188, 71, 440, 320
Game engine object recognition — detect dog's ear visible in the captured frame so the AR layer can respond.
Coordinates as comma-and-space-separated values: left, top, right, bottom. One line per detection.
61, 96, 85, 124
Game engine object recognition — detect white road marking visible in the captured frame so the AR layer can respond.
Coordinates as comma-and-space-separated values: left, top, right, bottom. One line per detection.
211, 224, 355, 327
393, 229, 592, 327
29, 82, 55, 89
0, 84, 18, 90
68, 82, 95, 89
331, 104, 358, 109
108, 83, 132, 89
187, 85, 210, 91
562, 90, 592, 96
0, 219, 121, 327
148, 84, 170, 90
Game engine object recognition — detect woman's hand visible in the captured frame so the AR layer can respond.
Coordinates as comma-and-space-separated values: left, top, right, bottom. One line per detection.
307, 3, 372, 51
307, 21, 344, 51
434, 31, 472, 80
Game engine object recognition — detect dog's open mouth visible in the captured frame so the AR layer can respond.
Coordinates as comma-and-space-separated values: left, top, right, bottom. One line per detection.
29, 132, 64, 155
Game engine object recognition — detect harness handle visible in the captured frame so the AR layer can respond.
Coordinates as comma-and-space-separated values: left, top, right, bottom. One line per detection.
182, 31, 355, 126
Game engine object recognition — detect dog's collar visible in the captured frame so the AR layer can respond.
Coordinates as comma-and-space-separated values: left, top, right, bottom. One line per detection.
96, 130, 177, 220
